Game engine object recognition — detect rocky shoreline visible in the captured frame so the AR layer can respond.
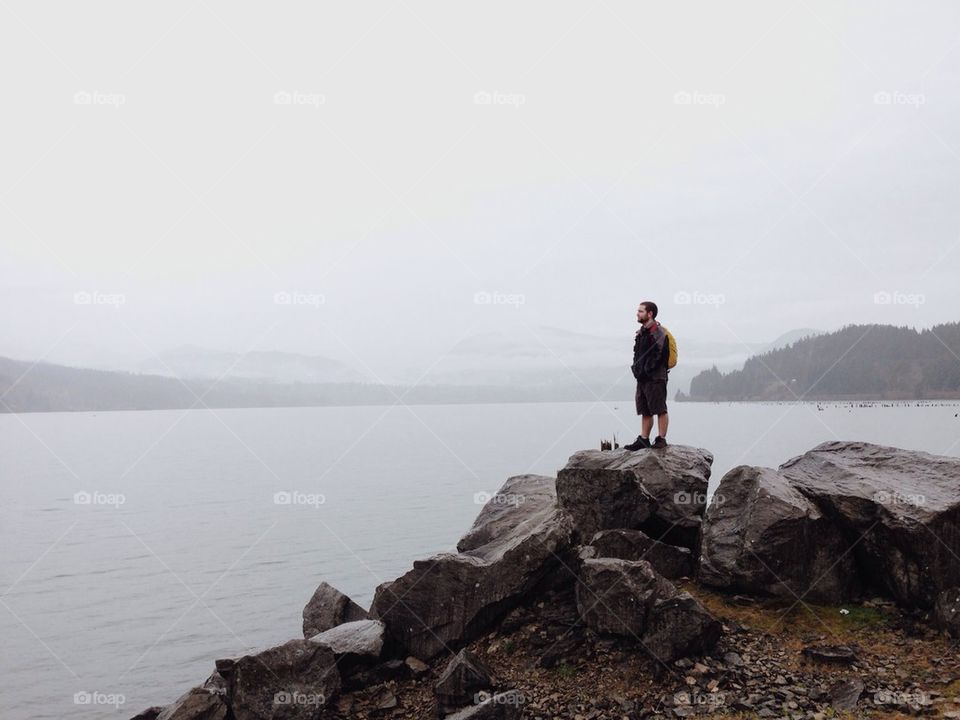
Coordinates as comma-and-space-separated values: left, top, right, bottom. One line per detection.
131, 441, 960, 719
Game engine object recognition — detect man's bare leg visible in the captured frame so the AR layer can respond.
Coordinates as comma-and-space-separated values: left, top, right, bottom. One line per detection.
657, 412, 669, 439
642, 415, 654, 439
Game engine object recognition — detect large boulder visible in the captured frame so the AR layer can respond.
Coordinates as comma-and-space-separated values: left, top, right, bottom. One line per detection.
576, 556, 721, 662
556, 446, 713, 552
698, 465, 860, 603
576, 555, 675, 636
457, 474, 558, 552
779, 441, 960, 607
642, 586, 724, 663
308, 619, 384, 672
301, 581, 368, 638
214, 639, 340, 720
588, 528, 694, 580
370, 474, 575, 660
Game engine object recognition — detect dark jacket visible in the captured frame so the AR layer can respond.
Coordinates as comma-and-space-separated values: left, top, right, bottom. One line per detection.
632, 322, 669, 382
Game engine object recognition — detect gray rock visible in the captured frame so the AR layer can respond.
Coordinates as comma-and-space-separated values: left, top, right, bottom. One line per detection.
801, 644, 859, 665
556, 446, 713, 552
575, 556, 721, 662
370, 474, 574, 660
435, 648, 495, 713
310, 620, 384, 660
589, 528, 695, 579
457, 474, 558, 552
698, 465, 860, 603
826, 677, 863, 711
722, 651, 743, 666
934, 587, 960, 637
308, 619, 384, 665
780, 441, 960, 607
643, 589, 723, 663
301, 581, 368, 638
214, 639, 340, 720
576, 555, 675, 636
444, 690, 524, 719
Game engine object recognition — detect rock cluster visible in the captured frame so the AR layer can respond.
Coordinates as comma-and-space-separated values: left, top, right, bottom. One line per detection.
699, 441, 960, 609
130, 440, 960, 719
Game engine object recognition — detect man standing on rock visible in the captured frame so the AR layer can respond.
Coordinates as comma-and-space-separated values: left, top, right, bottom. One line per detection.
625, 301, 669, 450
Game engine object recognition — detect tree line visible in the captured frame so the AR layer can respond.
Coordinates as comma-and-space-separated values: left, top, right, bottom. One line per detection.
682, 323, 960, 401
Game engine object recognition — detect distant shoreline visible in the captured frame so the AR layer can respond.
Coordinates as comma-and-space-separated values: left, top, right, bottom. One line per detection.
679, 393, 960, 403
3, 397, 959, 415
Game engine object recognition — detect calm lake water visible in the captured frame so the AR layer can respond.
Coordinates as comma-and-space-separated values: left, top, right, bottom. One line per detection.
2, 400, 959, 719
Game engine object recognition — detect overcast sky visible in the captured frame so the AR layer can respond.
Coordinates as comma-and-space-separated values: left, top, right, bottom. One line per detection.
2, 1, 959, 378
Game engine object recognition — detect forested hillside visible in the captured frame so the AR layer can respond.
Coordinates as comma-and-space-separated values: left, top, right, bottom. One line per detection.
683, 323, 960, 401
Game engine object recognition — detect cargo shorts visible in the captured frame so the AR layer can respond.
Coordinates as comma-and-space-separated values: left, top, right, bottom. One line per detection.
635, 379, 668, 416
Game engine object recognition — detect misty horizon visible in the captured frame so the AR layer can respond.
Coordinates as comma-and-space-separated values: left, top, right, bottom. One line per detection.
3, 1, 959, 385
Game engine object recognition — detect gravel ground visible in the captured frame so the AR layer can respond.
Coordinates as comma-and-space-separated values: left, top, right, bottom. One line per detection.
329, 582, 960, 719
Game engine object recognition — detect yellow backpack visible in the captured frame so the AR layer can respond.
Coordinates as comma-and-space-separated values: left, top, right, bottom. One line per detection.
660, 325, 678, 369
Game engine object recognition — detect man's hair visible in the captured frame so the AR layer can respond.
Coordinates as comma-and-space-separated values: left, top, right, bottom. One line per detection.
640, 301, 658, 319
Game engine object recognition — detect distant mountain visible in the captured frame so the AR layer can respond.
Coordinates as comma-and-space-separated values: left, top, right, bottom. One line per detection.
0, 326, 845, 413
682, 323, 960, 401
0, 356, 606, 413
129, 346, 367, 384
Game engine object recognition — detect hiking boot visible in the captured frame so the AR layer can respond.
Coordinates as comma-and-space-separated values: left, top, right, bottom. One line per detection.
652, 436, 669, 450
624, 435, 651, 451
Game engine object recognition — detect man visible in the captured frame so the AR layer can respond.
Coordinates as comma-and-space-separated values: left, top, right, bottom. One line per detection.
624, 301, 670, 450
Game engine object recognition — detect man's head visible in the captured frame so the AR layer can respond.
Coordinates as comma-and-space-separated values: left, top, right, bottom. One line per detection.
637, 301, 658, 325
